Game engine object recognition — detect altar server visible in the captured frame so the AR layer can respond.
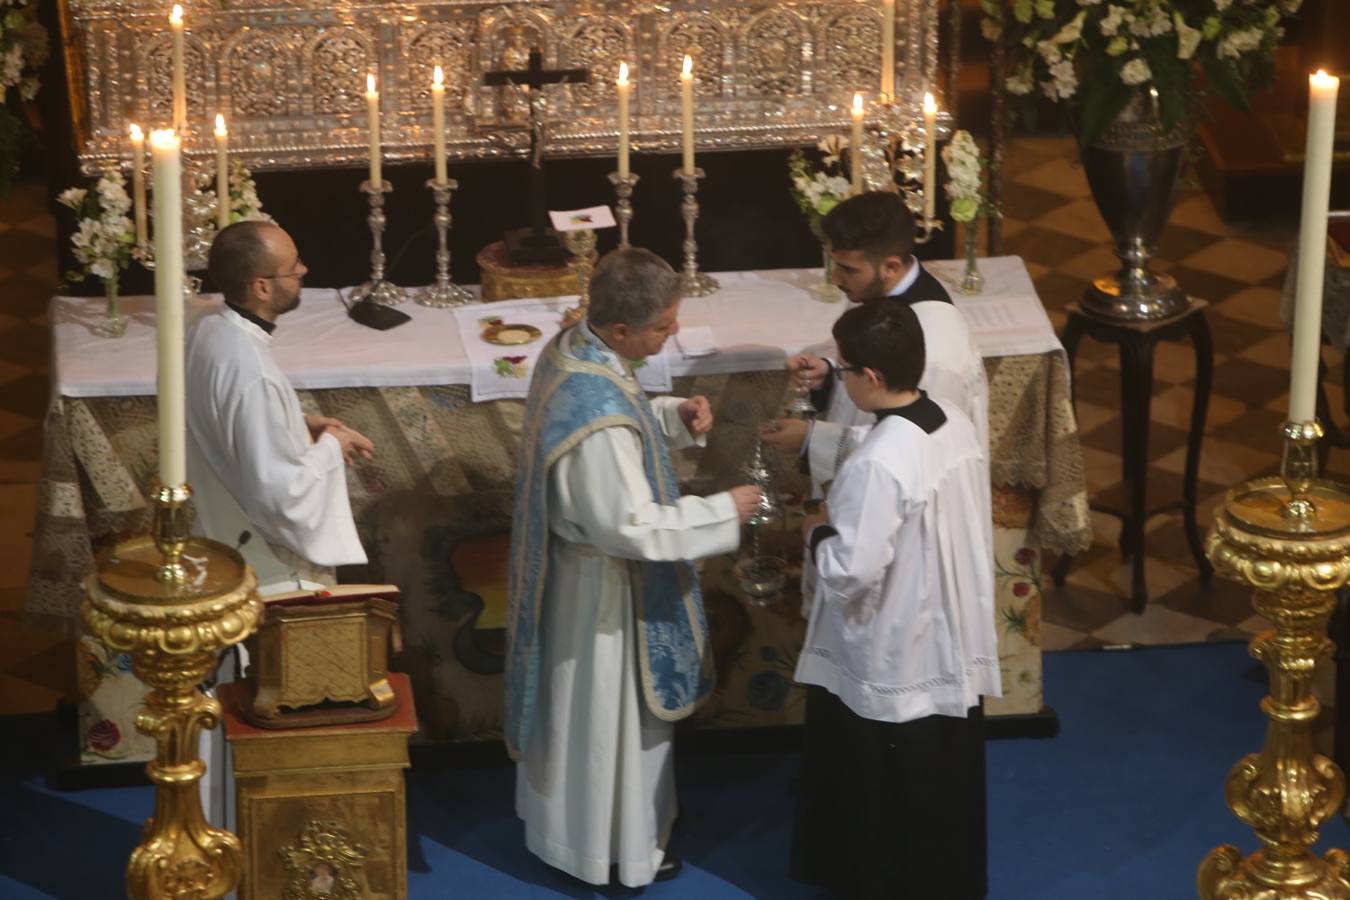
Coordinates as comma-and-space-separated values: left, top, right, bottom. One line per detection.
763, 191, 988, 486
792, 301, 1000, 899
186, 220, 373, 830
507, 247, 761, 887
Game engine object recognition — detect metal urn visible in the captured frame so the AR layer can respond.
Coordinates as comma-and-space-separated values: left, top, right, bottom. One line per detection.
735, 434, 787, 605
1080, 92, 1190, 321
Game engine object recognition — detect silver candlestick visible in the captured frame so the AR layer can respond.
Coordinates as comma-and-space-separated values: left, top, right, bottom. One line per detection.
352, 180, 408, 307
417, 178, 472, 308
673, 167, 719, 297
608, 171, 639, 249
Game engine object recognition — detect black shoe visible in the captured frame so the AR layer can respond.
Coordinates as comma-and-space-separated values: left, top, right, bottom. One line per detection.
655, 854, 683, 882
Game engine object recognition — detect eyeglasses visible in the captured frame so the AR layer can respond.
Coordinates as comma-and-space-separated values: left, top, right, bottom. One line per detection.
260, 260, 305, 281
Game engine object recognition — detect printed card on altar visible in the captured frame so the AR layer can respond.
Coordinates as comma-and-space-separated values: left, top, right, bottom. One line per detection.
548, 206, 617, 232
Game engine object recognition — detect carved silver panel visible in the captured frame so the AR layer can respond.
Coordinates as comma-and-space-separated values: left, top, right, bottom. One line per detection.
63, 0, 941, 173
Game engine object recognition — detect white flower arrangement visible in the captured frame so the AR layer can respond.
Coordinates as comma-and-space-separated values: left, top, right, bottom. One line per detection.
58, 169, 135, 284
788, 144, 853, 240
941, 131, 986, 224
227, 160, 273, 224
0, 0, 47, 192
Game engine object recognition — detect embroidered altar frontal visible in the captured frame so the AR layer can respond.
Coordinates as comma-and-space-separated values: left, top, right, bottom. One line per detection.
61, 0, 941, 171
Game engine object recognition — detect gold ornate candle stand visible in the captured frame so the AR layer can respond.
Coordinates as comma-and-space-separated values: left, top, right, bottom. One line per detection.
80, 482, 262, 899
561, 229, 597, 328
1200, 420, 1350, 899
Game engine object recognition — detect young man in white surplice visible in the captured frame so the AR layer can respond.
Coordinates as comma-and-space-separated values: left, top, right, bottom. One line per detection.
506, 248, 762, 888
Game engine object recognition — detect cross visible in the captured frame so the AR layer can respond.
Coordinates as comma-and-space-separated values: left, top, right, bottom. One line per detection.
484, 48, 591, 264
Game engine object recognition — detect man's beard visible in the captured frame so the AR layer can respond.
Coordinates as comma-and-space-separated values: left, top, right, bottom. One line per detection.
851, 271, 887, 304
279, 285, 302, 313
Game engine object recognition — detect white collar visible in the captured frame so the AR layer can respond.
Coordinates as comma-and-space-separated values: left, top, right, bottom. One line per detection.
577, 321, 634, 380
885, 257, 921, 298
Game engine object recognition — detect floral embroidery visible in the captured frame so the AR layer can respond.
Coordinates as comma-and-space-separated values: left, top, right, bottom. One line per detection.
493, 355, 528, 378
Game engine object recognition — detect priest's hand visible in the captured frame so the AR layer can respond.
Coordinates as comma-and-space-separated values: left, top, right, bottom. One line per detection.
678, 395, 714, 437
760, 418, 808, 454
785, 352, 829, 390
323, 424, 375, 464
729, 485, 765, 523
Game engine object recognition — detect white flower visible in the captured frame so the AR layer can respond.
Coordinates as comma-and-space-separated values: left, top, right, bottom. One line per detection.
0, 45, 21, 88
980, 17, 1002, 41
1043, 58, 1078, 100
1214, 0, 1232, 10
1037, 41, 1062, 64
1006, 66, 1035, 95
1174, 13, 1201, 59
1129, 5, 1172, 37
1050, 11, 1087, 44
1218, 27, 1264, 59
57, 187, 86, 210
1120, 58, 1152, 85
1100, 5, 1128, 36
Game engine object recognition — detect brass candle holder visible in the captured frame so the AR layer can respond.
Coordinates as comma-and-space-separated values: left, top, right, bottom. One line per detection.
417, 178, 472, 308
1199, 418, 1350, 899
81, 481, 262, 899
352, 180, 408, 307
673, 167, 719, 297
608, 171, 639, 249
561, 228, 598, 327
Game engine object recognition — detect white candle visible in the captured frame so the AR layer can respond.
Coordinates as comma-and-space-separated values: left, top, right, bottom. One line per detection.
680, 55, 695, 175
617, 62, 631, 179
129, 124, 147, 245
923, 92, 937, 220
150, 129, 185, 487
881, 0, 895, 101
169, 5, 186, 131
851, 92, 865, 195
1289, 69, 1341, 424
431, 65, 447, 185
366, 73, 382, 187
214, 113, 229, 229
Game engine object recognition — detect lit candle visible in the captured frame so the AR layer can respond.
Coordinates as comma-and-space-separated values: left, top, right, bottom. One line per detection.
923, 92, 937, 220
680, 55, 695, 175
366, 72, 382, 187
1289, 69, 1341, 423
431, 65, 447, 185
169, 5, 186, 131
851, 92, 865, 195
150, 129, 185, 487
214, 113, 229, 229
129, 124, 147, 246
881, 0, 895, 101
617, 62, 631, 179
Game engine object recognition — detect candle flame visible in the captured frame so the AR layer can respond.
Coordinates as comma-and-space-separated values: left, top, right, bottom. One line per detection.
923, 91, 937, 114
149, 128, 179, 150
129, 123, 143, 141
853, 92, 864, 114
433, 65, 444, 87
1312, 69, 1339, 87
214, 113, 226, 135
618, 61, 629, 85
682, 55, 693, 78
367, 72, 377, 94
169, 4, 183, 24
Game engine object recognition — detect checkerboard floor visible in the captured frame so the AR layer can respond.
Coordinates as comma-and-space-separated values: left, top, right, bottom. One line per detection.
0, 137, 1319, 712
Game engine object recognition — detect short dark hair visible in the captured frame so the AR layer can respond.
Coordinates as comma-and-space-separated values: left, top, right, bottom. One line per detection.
821, 191, 916, 265
208, 220, 277, 304
831, 300, 925, 392
589, 247, 680, 328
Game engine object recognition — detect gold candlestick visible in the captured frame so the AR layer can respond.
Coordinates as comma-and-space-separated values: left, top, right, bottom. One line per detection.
561, 228, 597, 327
673, 167, 719, 297
1199, 418, 1350, 899
81, 483, 262, 899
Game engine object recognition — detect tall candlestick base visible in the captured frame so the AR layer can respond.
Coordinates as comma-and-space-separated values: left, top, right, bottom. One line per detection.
417, 179, 472, 308
561, 228, 598, 327
861, 98, 945, 244
352, 180, 408, 307
608, 171, 639, 249
674, 168, 719, 297
1199, 419, 1350, 900
80, 482, 263, 900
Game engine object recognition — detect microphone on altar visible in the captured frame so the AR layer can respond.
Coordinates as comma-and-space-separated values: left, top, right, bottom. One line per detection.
339, 221, 436, 330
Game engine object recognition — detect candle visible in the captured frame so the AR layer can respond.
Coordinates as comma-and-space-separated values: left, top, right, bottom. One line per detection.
1289, 69, 1341, 423
923, 92, 937, 220
366, 72, 382, 187
680, 55, 695, 175
431, 65, 447, 185
617, 62, 631, 179
169, 5, 186, 131
214, 113, 229, 229
881, 0, 895, 101
851, 92, 865, 195
129, 124, 147, 245
150, 129, 185, 487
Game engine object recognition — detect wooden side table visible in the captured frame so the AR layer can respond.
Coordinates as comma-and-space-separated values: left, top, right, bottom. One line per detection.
221, 674, 418, 900
1053, 301, 1215, 611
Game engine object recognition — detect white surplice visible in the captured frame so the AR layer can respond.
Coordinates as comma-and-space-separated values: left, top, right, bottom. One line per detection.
516, 328, 741, 888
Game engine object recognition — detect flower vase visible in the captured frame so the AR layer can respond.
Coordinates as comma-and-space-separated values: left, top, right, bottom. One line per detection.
92, 277, 126, 338
959, 221, 984, 295
814, 247, 844, 303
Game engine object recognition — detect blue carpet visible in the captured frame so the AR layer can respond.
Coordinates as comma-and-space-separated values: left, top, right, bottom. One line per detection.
3, 642, 1348, 898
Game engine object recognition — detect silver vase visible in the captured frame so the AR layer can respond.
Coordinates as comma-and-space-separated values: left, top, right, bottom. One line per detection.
1080, 93, 1190, 321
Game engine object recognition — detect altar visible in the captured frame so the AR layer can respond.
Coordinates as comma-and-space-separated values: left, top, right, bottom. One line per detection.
28, 257, 1090, 764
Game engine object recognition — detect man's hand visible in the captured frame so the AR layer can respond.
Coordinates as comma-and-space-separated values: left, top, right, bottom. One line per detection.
728, 485, 765, 523
786, 352, 829, 391
323, 424, 375, 464
800, 503, 830, 540
678, 395, 714, 438
760, 418, 808, 454
305, 414, 345, 442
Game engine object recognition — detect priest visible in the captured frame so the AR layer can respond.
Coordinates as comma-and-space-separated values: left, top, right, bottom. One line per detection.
185, 220, 373, 830
762, 191, 988, 486
506, 247, 762, 887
